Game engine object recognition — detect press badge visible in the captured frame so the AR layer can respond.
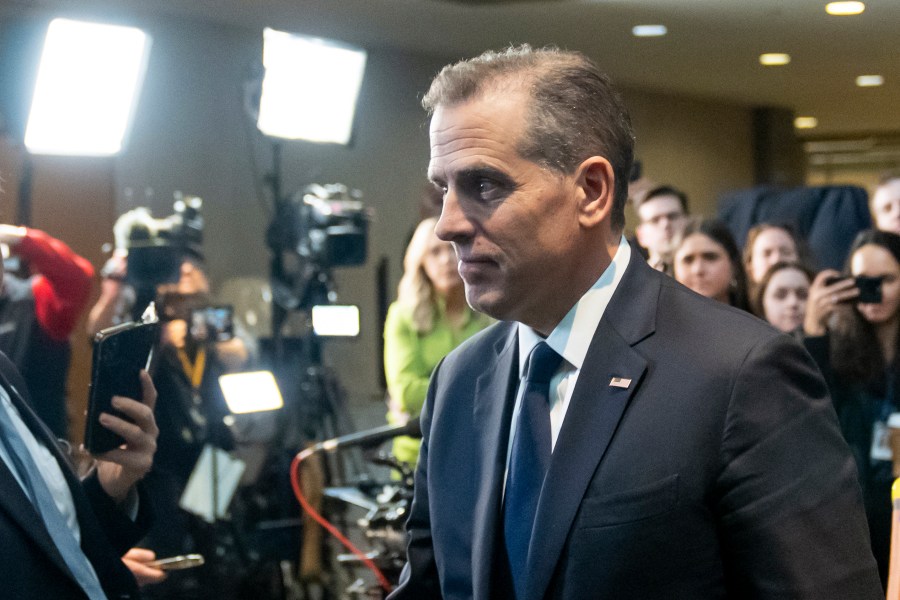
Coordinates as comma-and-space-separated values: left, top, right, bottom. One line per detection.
871, 421, 893, 462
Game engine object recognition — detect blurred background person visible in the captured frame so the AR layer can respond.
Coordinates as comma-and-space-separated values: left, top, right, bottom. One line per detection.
87, 205, 251, 599
742, 223, 806, 286
750, 261, 814, 335
802, 229, 900, 585
383, 217, 491, 469
871, 172, 900, 236
673, 217, 749, 311
0, 224, 93, 438
633, 184, 689, 274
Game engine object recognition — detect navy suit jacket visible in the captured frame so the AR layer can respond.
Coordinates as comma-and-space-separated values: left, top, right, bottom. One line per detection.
0, 351, 149, 600
391, 252, 882, 599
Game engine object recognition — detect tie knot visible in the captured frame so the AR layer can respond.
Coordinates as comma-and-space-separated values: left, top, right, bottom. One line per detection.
526, 341, 562, 385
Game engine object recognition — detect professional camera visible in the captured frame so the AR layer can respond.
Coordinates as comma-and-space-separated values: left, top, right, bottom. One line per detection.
267, 183, 368, 269
114, 193, 204, 290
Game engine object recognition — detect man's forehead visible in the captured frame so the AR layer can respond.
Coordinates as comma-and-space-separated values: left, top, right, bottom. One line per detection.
640, 194, 683, 215
874, 179, 900, 203
427, 95, 529, 180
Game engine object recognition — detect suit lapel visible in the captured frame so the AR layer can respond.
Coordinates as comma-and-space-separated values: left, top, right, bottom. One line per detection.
524, 252, 660, 600
471, 325, 519, 600
0, 362, 81, 582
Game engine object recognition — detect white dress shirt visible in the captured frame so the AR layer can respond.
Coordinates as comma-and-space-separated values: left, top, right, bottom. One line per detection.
509, 236, 631, 462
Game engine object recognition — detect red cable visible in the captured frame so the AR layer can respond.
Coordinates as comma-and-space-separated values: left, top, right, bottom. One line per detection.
289, 451, 393, 594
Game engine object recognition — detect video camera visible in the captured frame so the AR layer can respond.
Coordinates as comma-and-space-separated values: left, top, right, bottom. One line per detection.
267, 183, 368, 269
114, 193, 204, 291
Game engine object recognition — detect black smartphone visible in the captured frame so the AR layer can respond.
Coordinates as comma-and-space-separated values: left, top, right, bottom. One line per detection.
825, 275, 884, 304
84, 320, 161, 454
189, 305, 234, 343
856, 276, 884, 303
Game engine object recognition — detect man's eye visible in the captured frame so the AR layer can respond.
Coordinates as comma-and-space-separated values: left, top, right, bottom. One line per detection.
478, 179, 501, 198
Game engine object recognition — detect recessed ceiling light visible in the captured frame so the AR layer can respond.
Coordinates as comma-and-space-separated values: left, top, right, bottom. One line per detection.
632, 25, 667, 38
856, 74, 884, 87
759, 53, 791, 66
794, 116, 818, 129
825, 1, 865, 16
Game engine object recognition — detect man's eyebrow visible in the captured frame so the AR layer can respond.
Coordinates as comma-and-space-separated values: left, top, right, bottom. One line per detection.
453, 166, 516, 187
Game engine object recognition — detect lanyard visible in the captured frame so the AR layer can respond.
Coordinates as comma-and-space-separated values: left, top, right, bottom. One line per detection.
176, 347, 207, 390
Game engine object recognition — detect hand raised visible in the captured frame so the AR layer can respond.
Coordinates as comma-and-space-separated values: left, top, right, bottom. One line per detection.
95, 370, 159, 503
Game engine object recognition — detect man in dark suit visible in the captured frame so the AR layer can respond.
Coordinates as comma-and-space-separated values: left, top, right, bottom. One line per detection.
0, 242, 159, 597
389, 46, 882, 599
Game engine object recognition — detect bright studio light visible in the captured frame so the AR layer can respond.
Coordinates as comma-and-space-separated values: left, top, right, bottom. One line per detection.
24, 19, 150, 156
794, 116, 819, 129
257, 28, 367, 144
219, 371, 284, 414
311, 304, 360, 337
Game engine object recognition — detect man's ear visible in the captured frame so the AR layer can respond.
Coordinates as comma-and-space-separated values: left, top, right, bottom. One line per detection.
576, 156, 615, 229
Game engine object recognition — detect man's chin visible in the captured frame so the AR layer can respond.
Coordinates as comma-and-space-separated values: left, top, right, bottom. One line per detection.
464, 288, 508, 320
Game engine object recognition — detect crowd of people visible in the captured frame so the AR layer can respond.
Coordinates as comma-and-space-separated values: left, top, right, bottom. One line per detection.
0, 202, 252, 598
4, 42, 900, 599
632, 171, 900, 585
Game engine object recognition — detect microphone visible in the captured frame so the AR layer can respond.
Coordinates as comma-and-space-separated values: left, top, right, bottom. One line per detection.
296, 418, 421, 461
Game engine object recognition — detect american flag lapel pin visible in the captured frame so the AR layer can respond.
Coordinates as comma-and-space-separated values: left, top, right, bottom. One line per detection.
609, 376, 632, 389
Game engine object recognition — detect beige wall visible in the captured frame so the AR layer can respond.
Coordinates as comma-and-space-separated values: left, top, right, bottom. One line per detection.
623, 89, 755, 227
807, 165, 880, 198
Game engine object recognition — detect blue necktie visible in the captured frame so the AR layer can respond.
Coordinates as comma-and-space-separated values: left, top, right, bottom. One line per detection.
0, 398, 107, 600
504, 341, 562, 599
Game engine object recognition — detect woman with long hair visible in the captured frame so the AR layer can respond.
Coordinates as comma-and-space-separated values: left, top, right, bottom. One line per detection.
673, 218, 750, 311
384, 218, 492, 467
750, 261, 814, 335
803, 229, 900, 586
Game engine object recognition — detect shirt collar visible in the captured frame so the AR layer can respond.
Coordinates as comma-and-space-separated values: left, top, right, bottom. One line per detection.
518, 236, 631, 375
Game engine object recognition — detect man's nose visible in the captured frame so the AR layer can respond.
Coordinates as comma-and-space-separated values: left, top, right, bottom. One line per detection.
435, 189, 473, 242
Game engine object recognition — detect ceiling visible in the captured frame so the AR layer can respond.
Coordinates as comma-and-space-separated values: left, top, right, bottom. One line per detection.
4, 0, 898, 145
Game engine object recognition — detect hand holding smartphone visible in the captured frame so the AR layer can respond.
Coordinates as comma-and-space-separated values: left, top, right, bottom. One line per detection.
85, 312, 160, 455
825, 275, 884, 304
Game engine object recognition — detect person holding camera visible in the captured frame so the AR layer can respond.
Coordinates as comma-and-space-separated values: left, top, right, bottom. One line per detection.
87, 205, 250, 598
0, 224, 94, 439
803, 229, 900, 586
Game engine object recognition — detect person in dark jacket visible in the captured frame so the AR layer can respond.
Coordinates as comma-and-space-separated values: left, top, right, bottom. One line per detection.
804, 229, 900, 586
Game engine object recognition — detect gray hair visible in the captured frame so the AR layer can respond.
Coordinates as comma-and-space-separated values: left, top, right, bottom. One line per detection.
422, 45, 635, 230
